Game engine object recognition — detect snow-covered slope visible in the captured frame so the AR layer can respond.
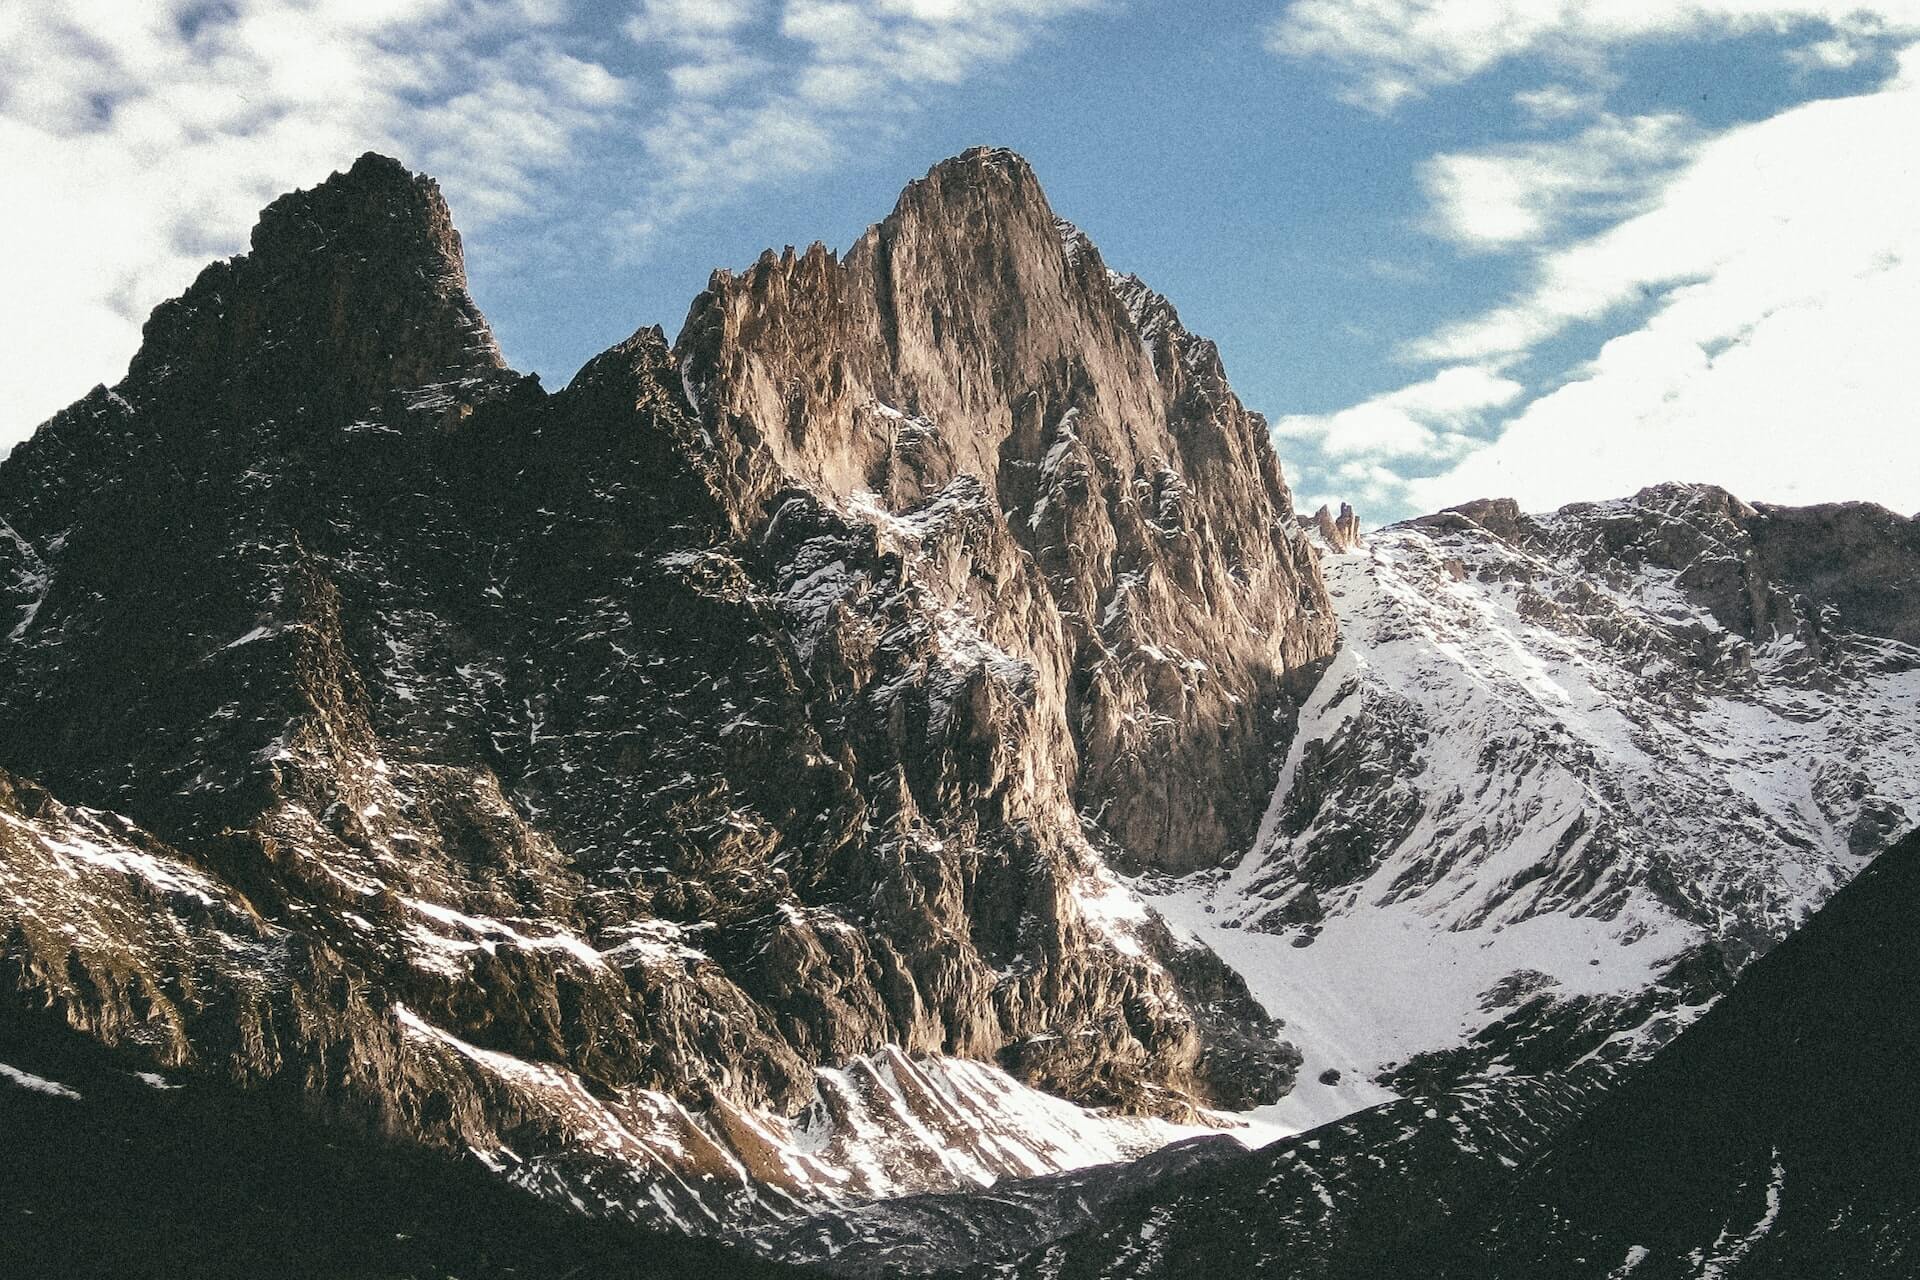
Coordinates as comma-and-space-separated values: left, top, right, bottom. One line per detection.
1148, 485, 1920, 1129
986, 831, 1920, 1280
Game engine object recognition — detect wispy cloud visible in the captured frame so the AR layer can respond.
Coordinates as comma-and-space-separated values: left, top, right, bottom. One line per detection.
1512, 83, 1609, 125
1419, 112, 1700, 252
1274, 365, 1526, 517
1266, 0, 1920, 112
1411, 57, 1920, 370
619, 0, 1103, 243
1275, 366, 1523, 462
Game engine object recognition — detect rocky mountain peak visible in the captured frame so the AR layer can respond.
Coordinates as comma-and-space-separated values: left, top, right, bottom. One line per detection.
119, 150, 503, 430
1415, 495, 1530, 542
674, 146, 1336, 873
0, 147, 1330, 1256
897, 144, 1049, 217
247, 151, 467, 269
9, 142, 1920, 1280
676, 145, 1135, 512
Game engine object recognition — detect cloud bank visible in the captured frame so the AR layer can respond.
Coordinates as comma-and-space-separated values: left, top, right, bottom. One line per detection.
1265, 1, 1920, 522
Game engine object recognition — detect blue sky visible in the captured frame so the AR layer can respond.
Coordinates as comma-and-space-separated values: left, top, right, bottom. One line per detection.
5, 1, 1918, 523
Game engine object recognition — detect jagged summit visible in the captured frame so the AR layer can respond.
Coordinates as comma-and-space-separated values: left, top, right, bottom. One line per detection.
116, 149, 503, 430
675, 143, 1334, 871
892, 145, 1049, 222
1304, 501, 1362, 552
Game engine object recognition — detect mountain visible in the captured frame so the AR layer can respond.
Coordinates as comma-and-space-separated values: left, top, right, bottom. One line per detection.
0, 149, 1332, 1246
1147, 484, 1920, 1128
9, 144, 1920, 1274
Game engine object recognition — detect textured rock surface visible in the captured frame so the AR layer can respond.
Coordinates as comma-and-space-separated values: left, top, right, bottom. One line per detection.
752, 1133, 1249, 1277
675, 150, 1336, 873
0, 149, 1325, 1242
0, 1018, 808, 1280
1145, 483, 1920, 1130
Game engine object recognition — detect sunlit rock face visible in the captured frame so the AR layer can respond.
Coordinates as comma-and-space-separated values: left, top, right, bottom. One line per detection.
0, 147, 1332, 1240
676, 147, 1337, 874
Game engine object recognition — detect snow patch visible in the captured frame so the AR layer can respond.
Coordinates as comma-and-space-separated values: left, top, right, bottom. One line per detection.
1, 1062, 82, 1099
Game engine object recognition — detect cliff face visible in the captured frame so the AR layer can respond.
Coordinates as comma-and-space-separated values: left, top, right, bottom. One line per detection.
677, 149, 1336, 873
0, 149, 1330, 1237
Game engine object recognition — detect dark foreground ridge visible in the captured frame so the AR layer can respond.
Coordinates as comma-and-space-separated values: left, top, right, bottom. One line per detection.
0, 1017, 810, 1280
1426, 822, 1920, 1278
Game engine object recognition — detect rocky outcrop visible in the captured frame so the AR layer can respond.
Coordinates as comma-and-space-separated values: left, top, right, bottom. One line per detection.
755, 1132, 1249, 1277
984, 1071, 1606, 1280
1301, 502, 1363, 553
0, 150, 1319, 1241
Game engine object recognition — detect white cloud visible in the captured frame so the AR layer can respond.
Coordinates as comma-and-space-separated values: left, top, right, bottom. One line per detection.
1420, 112, 1698, 251
1791, 35, 1868, 68
1275, 365, 1524, 461
626, 0, 759, 44
1267, 5, 1920, 523
628, 0, 766, 98
1267, 0, 1920, 110
1403, 49, 1920, 516
1513, 83, 1607, 124
1413, 55, 1920, 366
1410, 253, 1920, 516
